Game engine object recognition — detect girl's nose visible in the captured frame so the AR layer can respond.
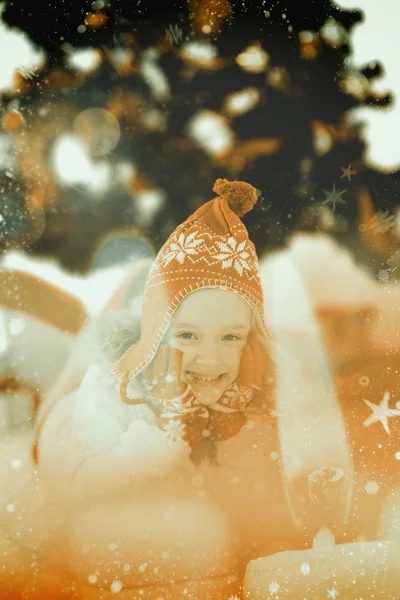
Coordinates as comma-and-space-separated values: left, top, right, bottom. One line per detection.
194, 345, 222, 367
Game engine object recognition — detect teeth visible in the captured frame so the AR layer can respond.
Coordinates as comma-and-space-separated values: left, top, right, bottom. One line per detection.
187, 372, 221, 382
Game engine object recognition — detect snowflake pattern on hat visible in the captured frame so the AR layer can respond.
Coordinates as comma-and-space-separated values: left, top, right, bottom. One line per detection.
154, 226, 259, 281
160, 231, 205, 267
215, 236, 253, 275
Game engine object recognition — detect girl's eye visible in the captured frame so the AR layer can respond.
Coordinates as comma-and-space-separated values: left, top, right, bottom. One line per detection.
223, 334, 242, 342
175, 333, 242, 342
176, 332, 196, 340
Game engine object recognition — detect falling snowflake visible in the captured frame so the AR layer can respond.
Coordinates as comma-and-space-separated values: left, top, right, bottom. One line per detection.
363, 391, 400, 435
245, 419, 255, 430
340, 163, 356, 182
215, 236, 253, 276
377, 269, 391, 282
10, 459, 23, 470
365, 480, 379, 495
108, 542, 119, 551
322, 184, 346, 212
110, 580, 123, 593
228, 595, 241, 600
88, 574, 98, 584
8, 318, 26, 336
327, 586, 339, 599
269, 581, 280, 594
359, 375, 370, 387
300, 561, 311, 575
161, 232, 204, 266
6, 504, 15, 512
165, 24, 183, 45
365, 210, 396, 234
165, 373, 177, 384
138, 562, 147, 573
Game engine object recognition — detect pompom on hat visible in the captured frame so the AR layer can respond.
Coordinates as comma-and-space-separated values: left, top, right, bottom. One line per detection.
113, 178, 268, 385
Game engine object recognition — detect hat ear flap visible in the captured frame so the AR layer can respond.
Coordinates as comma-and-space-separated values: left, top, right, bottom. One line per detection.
113, 341, 140, 382
236, 329, 270, 391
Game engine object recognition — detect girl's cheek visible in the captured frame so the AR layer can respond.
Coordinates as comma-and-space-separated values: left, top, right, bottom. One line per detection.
230, 351, 245, 377
223, 346, 244, 365
180, 353, 193, 374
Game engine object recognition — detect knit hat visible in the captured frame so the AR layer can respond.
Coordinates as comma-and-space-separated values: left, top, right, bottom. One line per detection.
114, 178, 268, 384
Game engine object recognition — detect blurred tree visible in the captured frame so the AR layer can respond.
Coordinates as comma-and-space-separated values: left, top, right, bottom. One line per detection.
0, 0, 399, 277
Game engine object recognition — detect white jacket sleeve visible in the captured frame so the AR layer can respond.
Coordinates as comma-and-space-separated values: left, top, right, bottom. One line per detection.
38, 364, 194, 503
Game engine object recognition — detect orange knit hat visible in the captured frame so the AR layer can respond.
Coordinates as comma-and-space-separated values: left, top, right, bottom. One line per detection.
113, 178, 268, 384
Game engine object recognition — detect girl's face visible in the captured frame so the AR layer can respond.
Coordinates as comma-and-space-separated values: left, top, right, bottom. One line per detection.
165, 288, 253, 406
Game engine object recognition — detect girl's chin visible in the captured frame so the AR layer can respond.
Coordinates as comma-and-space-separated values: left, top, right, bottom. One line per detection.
191, 381, 232, 405
194, 391, 222, 406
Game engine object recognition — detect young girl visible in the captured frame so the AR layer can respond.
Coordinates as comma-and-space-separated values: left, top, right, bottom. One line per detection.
34, 178, 283, 599
33, 177, 400, 600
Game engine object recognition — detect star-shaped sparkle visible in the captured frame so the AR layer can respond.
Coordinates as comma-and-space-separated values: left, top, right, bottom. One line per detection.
327, 587, 339, 599
165, 23, 183, 45
340, 163, 357, 181
363, 391, 400, 435
322, 184, 346, 211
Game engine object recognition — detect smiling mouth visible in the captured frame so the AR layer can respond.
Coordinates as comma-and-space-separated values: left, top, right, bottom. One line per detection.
186, 371, 225, 382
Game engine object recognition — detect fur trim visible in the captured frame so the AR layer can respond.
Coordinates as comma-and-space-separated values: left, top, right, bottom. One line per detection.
76, 308, 141, 373
75, 306, 158, 406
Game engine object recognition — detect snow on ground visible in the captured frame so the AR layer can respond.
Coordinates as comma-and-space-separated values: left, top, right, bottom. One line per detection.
1, 250, 135, 316
260, 233, 400, 351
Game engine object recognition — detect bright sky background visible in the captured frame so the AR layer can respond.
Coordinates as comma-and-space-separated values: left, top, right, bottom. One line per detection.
336, 0, 400, 171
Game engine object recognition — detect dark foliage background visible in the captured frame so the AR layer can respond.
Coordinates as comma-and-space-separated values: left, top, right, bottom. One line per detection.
0, 0, 398, 276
